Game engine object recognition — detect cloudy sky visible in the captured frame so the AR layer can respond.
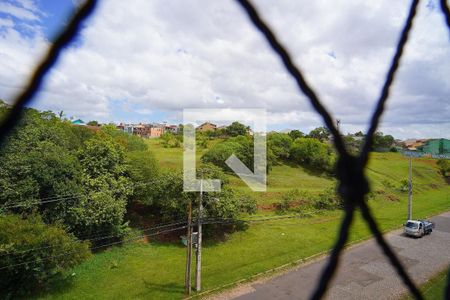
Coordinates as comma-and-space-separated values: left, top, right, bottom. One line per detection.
0, 0, 449, 139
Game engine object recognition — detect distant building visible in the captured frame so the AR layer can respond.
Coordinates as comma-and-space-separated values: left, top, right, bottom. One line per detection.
148, 126, 164, 138
403, 139, 428, 151
71, 119, 86, 126
418, 138, 450, 155
165, 124, 179, 134
197, 122, 217, 132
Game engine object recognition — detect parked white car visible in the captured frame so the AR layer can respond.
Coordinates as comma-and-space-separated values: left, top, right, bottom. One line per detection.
404, 220, 434, 237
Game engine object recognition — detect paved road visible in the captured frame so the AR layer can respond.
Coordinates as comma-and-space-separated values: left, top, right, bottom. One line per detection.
229, 212, 450, 300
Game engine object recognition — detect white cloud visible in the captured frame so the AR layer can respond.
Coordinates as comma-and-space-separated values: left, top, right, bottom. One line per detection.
0, 0, 448, 139
0, 1, 40, 21
0, 18, 14, 28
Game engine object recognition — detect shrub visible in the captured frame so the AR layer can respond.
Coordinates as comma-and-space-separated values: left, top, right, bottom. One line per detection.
314, 187, 343, 210
279, 189, 300, 212
0, 215, 90, 297
399, 179, 409, 192
437, 159, 449, 177
160, 132, 181, 148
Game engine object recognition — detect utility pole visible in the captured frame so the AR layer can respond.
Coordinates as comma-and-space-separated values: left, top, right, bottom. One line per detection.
185, 199, 193, 295
407, 156, 412, 220
195, 180, 203, 291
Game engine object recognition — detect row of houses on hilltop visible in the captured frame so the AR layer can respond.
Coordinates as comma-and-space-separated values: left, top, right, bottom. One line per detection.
401, 138, 450, 155
116, 123, 179, 138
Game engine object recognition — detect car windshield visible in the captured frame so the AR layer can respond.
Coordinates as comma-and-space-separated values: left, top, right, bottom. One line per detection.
406, 222, 418, 229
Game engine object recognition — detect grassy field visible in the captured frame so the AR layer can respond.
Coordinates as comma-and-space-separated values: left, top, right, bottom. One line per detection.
36, 139, 450, 299
402, 268, 449, 300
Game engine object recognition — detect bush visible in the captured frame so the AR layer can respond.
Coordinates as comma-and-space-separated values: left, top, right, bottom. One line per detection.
279, 189, 301, 212
399, 179, 409, 192
314, 187, 343, 210
436, 159, 449, 177
0, 215, 90, 297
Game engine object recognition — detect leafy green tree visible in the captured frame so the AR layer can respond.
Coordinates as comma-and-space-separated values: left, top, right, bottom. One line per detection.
73, 133, 132, 238
0, 107, 134, 241
226, 122, 248, 137
267, 132, 293, 161
87, 120, 99, 126
0, 214, 90, 297
160, 132, 181, 148
147, 164, 256, 222
372, 131, 394, 150
101, 124, 147, 152
196, 132, 208, 149
343, 134, 362, 155
307, 127, 330, 142
288, 129, 304, 140
290, 138, 334, 172
202, 141, 248, 172
126, 150, 159, 205
0, 109, 84, 216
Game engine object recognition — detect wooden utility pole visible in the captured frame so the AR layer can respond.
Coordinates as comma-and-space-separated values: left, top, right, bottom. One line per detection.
407, 156, 412, 220
195, 180, 203, 292
185, 199, 193, 295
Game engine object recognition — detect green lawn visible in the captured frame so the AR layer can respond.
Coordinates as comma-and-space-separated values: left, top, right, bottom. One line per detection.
401, 268, 449, 300
35, 140, 450, 299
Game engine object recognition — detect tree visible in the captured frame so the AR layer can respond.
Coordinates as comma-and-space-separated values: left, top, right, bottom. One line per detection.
87, 120, 99, 126
307, 127, 330, 142
0, 214, 90, 297
0, 109, 85, 219
267, 132, 293, 161
202, 141, 247, 172
343, 134, 362, 155
126, 150, 159, 205
226, 122, 248, 137
196, 132, 208, 149
146, 164, 256, 222
0, 106, 134, 242
288, 129, 304, 140
290, 138, 334, 172
73, 133, 132, 238
372, 131, 394, 150
101, 124, 148, 152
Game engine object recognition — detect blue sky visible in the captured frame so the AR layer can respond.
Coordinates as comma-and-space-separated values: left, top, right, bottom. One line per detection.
0, 0, 74, 39
0, 0, 449, 138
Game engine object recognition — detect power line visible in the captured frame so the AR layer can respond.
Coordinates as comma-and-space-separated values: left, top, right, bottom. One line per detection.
0, 219, 188, 257
1, 194, 83, 210
0, 224, 188, 271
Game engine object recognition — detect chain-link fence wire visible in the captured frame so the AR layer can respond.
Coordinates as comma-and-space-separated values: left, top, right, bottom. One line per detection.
0, 0, 448, 299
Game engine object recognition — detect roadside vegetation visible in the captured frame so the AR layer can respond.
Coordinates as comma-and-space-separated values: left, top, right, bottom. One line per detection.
401, 268, 449, 300
0, 102, 448, 298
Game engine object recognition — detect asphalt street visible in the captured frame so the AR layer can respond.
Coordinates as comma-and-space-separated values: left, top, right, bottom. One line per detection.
228, 211, 450, 300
